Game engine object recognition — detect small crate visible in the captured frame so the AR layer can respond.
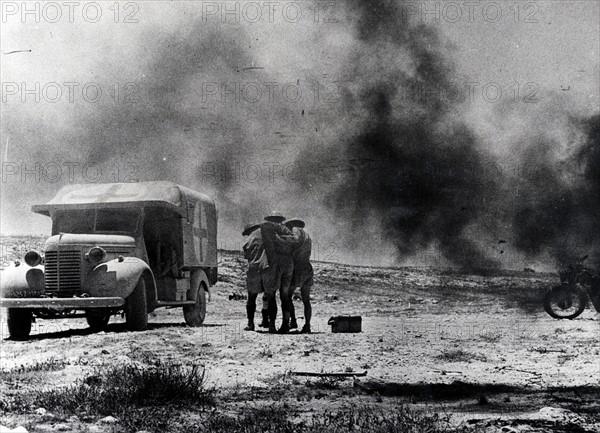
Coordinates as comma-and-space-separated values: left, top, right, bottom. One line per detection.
328, 316, 362, 333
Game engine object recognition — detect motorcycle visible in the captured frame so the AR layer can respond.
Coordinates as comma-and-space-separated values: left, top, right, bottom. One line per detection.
544, 255, 600, 319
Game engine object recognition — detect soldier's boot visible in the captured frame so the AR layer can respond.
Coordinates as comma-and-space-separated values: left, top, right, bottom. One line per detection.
278, 313, 290, 334
268, 322, 277, 334
289, 318, 298, 330
300, 324, 311, 334
277, 322, 290, 334
244, 305, 255, 331
268, 303, 277, 334
259, 309, 269, 328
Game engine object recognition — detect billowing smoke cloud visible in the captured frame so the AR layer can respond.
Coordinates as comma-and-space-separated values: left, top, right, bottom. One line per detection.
289, 0, 503, 268
287, 0, 599, 270
512, 114, 600, 268
2, 1, 598, 270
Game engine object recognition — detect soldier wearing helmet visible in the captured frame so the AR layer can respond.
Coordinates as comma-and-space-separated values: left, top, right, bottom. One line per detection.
282, 218, 313, 334
260, 212, 295, 333
242, 223, 271, 331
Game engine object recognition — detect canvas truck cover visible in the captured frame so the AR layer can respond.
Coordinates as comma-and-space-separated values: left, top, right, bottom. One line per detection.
31, 181, 214, 215
32, 181, 217, 268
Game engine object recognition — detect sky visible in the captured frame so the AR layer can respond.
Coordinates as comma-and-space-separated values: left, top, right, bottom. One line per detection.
1, 0, 599, 268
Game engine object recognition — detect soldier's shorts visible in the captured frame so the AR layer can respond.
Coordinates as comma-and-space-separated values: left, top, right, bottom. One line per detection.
292, 263, 313, 289
263, 260, 293, 296
246, 270, 264, 294
294, 273, 313, 291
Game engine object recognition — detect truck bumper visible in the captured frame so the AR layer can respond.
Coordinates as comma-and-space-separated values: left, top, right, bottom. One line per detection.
0, 297, 125, 309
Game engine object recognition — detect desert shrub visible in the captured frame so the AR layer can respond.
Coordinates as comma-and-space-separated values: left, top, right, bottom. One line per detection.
4, 381, 467, 432
478, 333, 501, 343
200, 404, 464, 433
11, 361, 214, 416
310, 405, 462, 433
435, 349, 487, 363
306, 376, 346, 390
3, 358, 67, 374
119, 406, 195, 432
200, 407, 298, 433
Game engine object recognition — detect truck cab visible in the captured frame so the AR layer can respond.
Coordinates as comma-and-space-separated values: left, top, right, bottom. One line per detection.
0, 181, 218, 339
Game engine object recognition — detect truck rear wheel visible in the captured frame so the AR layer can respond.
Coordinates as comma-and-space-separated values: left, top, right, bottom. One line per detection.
184, 283, 207, 327
126, 277, 148, 331
7, 309, 32, 340
86, 312, 110, 331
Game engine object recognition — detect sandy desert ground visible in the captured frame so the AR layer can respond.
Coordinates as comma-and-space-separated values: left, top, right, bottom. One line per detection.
0, 245, 599, 432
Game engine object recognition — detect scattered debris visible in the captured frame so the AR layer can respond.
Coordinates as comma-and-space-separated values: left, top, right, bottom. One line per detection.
2, 49, 32, 55
530, 347, 566, 354
431, 369, 462, 376
84, 375, 101, 386
536, 406, 585, 423
494, 366, 542, 376
289, 370, 367, 378
0, 426, 29, 433
98, 416, 119, 424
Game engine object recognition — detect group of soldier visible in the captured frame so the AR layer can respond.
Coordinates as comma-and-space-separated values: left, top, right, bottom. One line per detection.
242, 212, 313, 334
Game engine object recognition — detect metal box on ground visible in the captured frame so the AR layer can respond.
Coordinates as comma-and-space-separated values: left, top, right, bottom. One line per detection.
328, 315, 362, 333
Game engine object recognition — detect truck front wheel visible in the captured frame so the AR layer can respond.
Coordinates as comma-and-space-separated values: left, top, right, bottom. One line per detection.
125, 277, 148, 331
7, 309, 32, 340
183, 283, 207, 327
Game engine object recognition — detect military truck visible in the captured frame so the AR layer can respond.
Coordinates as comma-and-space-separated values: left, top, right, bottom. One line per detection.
0, 181, 218, 339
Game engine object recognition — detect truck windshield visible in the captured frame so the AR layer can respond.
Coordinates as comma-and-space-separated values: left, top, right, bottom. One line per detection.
95, 209, 140, 233
52, 210, 95, 235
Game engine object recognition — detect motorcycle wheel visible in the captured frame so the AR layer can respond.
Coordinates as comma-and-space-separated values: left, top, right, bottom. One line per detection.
544, 284, 587, 319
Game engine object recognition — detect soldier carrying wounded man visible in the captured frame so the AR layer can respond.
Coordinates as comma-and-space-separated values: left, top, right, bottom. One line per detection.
243, 212, 314, 334
260, 213, 314, 334
242, 222, 276, 332
260, 212, 295, 334
282, 218, 313, 334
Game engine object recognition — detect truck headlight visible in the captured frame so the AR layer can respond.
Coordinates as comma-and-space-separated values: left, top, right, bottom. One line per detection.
24, 250, 42, 267
86, 246, 106, 264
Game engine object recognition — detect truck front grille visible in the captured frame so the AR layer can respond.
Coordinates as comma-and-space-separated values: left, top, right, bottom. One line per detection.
44, 250, 82, 295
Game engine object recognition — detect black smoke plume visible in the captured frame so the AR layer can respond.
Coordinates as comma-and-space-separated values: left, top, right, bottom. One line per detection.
2, 2, 598, 270
512, 114, 600, 268
290, 0, 502, 268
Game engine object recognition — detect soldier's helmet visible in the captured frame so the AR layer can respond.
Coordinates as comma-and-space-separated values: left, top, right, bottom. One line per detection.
284, 218, 305, 229
242, 223, 261, 236
264, 212, 286, 223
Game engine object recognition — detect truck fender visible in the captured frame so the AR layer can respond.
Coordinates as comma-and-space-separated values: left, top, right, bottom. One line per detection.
190, 269, 211, 302
0, 264, 45, 298
85, 258, 157, 303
